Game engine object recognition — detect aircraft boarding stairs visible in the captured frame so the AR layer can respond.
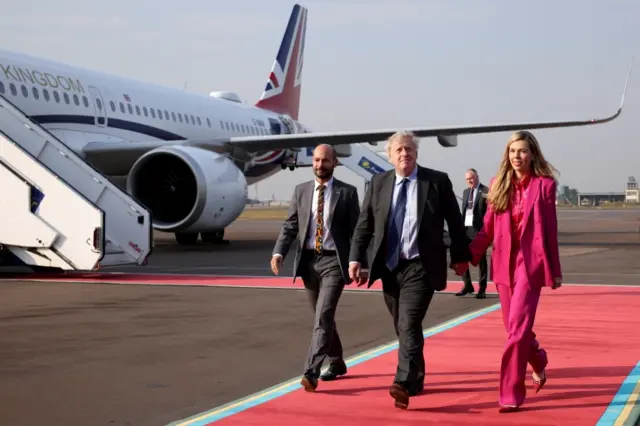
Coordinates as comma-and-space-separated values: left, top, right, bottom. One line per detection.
0, 94, 152, 271
291, 143, 395, 181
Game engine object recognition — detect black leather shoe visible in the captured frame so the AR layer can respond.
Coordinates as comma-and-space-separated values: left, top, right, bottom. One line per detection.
455, 289, 474, 296
301, 374, 318, 392
320, 361, 347, 381
476, 291, 486, 299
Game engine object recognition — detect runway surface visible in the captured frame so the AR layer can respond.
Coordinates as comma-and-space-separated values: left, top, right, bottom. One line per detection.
0, 208, 639, 426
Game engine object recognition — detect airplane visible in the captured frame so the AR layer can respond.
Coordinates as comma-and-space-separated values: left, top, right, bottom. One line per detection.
0, 3, 630, 246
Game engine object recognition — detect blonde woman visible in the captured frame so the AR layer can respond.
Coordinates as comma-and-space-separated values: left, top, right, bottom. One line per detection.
468, 130, 562, 413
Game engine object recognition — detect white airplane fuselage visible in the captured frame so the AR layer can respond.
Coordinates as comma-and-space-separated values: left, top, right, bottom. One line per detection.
0, 49, 298, 185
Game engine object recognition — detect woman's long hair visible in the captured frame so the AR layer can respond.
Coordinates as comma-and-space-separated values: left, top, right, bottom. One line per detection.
487, 131, 559, 213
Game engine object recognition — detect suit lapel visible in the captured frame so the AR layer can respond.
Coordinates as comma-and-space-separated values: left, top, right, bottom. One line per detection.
462, 188, 469, 211
521, 176, 540, 233
329, 180, 342, 225
417, 167, 430, 225
378, 172, 395, 229
300, 181, 314, 242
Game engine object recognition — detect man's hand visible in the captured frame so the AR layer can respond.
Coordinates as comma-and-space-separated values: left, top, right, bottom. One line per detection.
349, 262, 366, 286
552, 277, 562, 289
451, 262, 469, 276
270, 255, 283, 275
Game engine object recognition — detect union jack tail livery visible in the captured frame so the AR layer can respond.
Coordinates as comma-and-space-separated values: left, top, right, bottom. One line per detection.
255, 3, 307, 120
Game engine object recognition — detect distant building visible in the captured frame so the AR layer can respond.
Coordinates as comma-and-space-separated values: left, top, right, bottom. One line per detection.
625, 176, 639, 203
577, 192, 625, 206
576, 176, 640, 206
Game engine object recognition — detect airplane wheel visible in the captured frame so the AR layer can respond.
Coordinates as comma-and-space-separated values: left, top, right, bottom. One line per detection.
201, 229, 226, 244
175, 232, 198, 245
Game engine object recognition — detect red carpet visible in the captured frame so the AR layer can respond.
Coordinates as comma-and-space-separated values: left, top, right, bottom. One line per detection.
176, 285, 640, 426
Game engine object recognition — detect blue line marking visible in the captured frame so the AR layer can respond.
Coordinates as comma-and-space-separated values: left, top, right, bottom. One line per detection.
596, 361, 640, 426
169, 303, 501, 426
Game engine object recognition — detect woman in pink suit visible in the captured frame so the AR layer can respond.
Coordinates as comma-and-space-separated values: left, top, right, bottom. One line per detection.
468, 130, 562, 413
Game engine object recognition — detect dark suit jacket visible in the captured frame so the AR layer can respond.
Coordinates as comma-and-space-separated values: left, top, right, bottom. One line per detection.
349, 166, 470, 291
461, 183, 489, 230
273, 178, 360, 284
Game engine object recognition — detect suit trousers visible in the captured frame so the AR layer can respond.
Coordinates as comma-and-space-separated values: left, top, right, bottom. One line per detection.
497, 247, 548, 406
381, 258, 435, 394
298, 250, 345, 377
462, 226, 488, 291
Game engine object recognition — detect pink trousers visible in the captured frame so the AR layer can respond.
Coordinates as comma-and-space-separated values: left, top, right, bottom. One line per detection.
496, 248, 548, 406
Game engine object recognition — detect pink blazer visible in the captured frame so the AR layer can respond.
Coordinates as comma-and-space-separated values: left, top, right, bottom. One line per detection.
469, 175, 562, 288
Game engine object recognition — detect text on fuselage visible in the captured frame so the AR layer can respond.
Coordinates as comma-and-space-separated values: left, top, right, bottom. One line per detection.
0, 64, 85, 93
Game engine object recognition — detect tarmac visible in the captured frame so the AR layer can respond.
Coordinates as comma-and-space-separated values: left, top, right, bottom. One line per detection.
1, 207, 639, 426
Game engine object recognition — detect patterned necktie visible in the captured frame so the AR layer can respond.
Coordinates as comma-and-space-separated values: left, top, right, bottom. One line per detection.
467, 189, 474, 209
386, 178, 408, 271
315, 184, 326, 254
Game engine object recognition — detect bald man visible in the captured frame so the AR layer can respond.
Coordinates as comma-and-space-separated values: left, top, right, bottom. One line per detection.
271, 144, 362, 392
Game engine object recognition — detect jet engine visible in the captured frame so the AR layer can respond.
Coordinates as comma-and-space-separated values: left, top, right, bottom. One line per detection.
126, 146, 248, 233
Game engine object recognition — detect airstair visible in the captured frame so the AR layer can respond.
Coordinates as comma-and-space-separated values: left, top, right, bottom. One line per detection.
292, 143, 394, 180
0, 94, 152, 271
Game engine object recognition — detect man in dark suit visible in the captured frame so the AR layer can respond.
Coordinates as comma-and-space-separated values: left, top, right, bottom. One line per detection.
456, 168, 489, 299
271, 144, 361, 392
348, 131, 471, 410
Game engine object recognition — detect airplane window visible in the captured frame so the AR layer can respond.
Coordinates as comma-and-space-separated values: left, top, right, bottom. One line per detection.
10, 83, 17, 96
74, 95, 80, 106
219, 120, 224, 129
197, 116, 202, 126
128, 104, 133, 114
32, 87, 39, 100
21, 85, 28, 98
63, 93, 70, 104
206, 118, 211, 127
109, 100, 115, 111
0, 81, 4, 94
150, 108, 156, 119
83, 96, 89, 107
143, 106, 148, 117
171, 112, 176, 121
96, 98, 102, 110
224, 122, 229, 131
53, 91, 60, 103
120, 102, 125, 113
165, 110, 169, 120
178, 113, 183, 123
190, 115, 195, 125
134, 105, 139, 115
43, 90, 50, 101
157, 109, 162, 119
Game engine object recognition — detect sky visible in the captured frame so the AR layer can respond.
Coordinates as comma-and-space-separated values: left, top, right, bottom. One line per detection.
1, 0, 639, 201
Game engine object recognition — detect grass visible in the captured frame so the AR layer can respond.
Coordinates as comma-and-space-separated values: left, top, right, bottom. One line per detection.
239, 206, 289, 220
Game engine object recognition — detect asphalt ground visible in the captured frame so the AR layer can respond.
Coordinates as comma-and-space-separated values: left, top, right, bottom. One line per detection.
0, 208, 638, 426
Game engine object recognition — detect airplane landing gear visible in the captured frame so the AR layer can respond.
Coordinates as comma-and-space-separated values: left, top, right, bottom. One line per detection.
175, 232, 198, 245
174, 230, 227, 246
201, 229, 228, 244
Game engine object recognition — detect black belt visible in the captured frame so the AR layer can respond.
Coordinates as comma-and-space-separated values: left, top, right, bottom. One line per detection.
304, 249, 337, 256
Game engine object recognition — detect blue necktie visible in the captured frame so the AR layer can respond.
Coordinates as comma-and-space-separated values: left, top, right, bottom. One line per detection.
386, 178, 408, 271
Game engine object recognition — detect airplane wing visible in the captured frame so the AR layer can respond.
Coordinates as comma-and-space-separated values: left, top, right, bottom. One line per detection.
82, 63, 631, 174
228, 64, 631, 152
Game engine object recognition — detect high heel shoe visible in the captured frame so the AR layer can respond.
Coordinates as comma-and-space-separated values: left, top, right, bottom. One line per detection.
533, 370, 547, 393
499, 405, 519, 413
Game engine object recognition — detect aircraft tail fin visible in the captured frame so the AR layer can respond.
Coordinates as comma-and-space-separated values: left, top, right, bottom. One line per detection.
255, 4, 307, 120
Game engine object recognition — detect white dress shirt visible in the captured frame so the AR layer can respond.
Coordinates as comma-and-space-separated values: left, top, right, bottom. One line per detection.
391, 167, 419, 260
305, 177, 336, 251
